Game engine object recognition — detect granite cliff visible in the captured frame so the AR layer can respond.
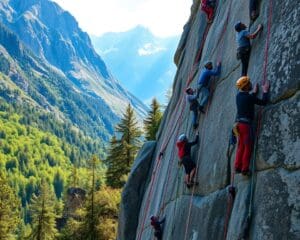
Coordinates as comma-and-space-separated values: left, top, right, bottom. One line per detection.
118, 0, 300, 239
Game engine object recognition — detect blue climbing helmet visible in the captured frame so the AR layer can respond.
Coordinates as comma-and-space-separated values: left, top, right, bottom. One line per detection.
178, 134, 187, 142
204, 61, 213, 69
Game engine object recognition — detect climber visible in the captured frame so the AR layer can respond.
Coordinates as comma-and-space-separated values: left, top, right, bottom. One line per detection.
185, 87, 201, 129
176, 133, 199, 188
150, 215, 165, 240
201, 0, 216, 23
235, 21, 263, 76
249, 0, 260, 21
197, 61, 221, 113
234, 76, 270, 176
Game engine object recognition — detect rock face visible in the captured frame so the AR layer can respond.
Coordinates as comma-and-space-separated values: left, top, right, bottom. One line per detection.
118, 141, 156, 240
118, 0, 300, 240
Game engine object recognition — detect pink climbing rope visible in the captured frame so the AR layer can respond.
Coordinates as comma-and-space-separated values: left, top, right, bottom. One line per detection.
183, 1, 233, 239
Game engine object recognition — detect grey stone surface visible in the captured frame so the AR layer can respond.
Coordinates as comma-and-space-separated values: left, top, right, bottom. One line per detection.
118, 0, 300, 239
117, 141, 156, 240
257, 93, 300, 170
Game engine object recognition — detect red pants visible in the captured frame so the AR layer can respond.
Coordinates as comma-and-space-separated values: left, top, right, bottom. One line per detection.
201, 5, 214, 20
234, 123, 253, 172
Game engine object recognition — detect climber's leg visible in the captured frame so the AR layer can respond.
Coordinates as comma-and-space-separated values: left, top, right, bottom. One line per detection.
241, 124, 253, 173
240, 49, 250, 76
191, 108, 199, 129
249, 0, 259, 21
235, 123, 245, 172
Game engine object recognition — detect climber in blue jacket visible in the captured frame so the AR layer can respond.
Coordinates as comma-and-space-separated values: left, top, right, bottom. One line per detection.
235, 21, 263, 76
197, 61, 221, 113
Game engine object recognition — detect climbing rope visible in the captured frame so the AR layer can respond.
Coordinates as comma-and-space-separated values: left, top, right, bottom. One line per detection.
183, 1, 233, 239
223, 133, 236, 240
137, 4, 215, 238
241, 0, 274, 238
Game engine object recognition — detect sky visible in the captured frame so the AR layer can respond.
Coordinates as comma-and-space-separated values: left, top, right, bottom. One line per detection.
51, 0, 192, 37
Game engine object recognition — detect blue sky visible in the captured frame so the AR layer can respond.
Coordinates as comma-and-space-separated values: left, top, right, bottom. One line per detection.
52, 0, 192, 37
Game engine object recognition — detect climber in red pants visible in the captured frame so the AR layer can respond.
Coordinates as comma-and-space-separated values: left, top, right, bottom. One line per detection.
201, 0, 216, 22
234, 76, 270, 176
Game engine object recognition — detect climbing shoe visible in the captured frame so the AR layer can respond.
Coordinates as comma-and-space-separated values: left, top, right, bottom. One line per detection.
242, 170, 251, 177
250, 11, 259, 21
186, 183, 192, 189
191, 181, 199, 186
235, 168, 241, 174
193, 123, 198, 130
199, 106, 205, 114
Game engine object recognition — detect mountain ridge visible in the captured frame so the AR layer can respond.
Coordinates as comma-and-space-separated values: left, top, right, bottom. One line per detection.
91, 25, 179, 103
0, 0, 147, 125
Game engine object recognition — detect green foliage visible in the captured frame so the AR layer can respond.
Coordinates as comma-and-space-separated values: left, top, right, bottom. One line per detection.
106, 104, 142, 188
80, 156, 100, 240
27, 181, 58, 240
95, 187, 121, 240
59, 187, 121, 240
53, 171, 65, 199
143, 98, 162, 140
0, 173, 20, 240
105, 136, 125, 188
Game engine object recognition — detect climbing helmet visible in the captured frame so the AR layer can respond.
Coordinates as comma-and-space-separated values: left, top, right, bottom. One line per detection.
236, 76, 250, 90
234, 21, 243, 32
178, 134, 187, 142
204, 61, 213, 68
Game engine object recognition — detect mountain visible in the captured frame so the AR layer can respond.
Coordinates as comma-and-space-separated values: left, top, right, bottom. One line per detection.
118, 0, 300, 239
91, 26, 179, 104
0, 0, 148, 138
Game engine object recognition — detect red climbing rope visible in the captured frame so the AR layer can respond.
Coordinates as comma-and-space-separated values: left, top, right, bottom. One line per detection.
248, 0, 273, 221
155, 8, 215, 225
183, 1, 233, 239
136, 6, 214, 239
224, 1, 274, 239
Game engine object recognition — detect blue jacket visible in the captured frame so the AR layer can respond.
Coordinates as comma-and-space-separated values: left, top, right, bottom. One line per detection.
197, 65, 221, 87
236, 30, 251, 48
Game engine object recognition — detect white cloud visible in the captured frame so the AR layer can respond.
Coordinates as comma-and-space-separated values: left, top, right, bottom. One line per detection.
138, 43, 166, 56
99, 47, 119, 56
51, 0, 192, 37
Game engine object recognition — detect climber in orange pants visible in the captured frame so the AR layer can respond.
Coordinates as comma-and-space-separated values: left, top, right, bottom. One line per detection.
201, 0, 216, 22
234, 76, 270, 176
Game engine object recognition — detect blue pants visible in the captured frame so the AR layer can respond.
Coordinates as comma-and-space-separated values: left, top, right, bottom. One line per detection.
191, 108, 198, 127
198, 85, 210, 107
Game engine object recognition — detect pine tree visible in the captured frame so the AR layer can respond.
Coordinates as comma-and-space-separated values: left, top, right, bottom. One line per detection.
28, 180, 58, 240
53, 171, 64, 199
81, 155, 100, 240
0, 174, 20, 240
105, 136, 124, 188
116, 104, 142, 170
143, 98, 163, 140
106, 104, 142, 188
